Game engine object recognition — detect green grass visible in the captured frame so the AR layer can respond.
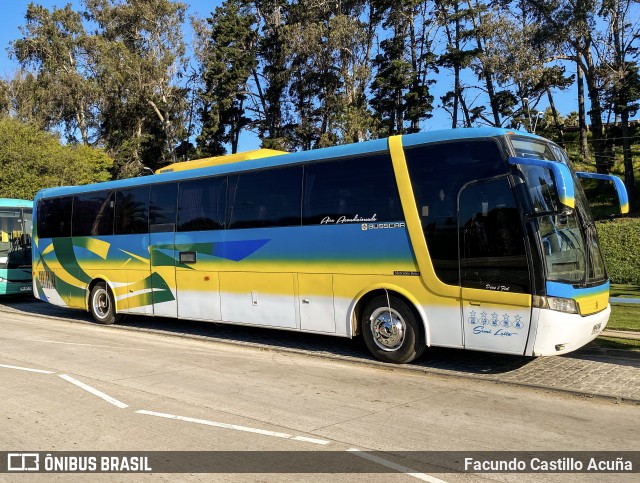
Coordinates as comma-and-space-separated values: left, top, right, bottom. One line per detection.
607, 304, 640, 331
589, 336, 640, 351
610, 283, 640, 298
608, 284, 640, 332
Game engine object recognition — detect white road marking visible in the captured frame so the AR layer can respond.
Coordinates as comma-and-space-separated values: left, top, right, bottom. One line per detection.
137, 409, 332, 446
291, 435, 331, 445
58, 374, 129, 409
347, 448, 448, 482
0, 364, 55, 374
136, 410, 292, 439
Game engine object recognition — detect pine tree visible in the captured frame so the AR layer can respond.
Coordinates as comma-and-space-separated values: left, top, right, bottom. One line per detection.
198, 0, 257, 155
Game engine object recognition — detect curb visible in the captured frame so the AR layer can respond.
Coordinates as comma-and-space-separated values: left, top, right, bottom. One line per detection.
600, 329, 640, 341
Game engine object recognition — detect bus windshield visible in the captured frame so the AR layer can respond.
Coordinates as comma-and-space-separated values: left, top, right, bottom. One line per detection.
510, 137, 606, 285
0, 208, 32, 267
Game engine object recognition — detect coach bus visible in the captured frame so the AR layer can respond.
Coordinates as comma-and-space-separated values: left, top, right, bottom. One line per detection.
0, 198, 33, 295
31, 128, 628, 363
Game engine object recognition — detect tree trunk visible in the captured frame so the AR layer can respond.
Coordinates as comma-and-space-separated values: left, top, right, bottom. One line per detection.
545, 87, 564, 145
467, 0, 500, 127
620, 109, 637, 211
583, 48, 608, 173
577, 59, 589, 161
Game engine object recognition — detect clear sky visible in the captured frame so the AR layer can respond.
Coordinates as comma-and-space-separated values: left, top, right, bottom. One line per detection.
0, 1, 626, 152
0, 0, 218, 75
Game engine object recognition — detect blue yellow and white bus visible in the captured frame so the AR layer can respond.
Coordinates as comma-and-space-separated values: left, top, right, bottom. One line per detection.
31, 128, 628, 363
0, 198, 33, 295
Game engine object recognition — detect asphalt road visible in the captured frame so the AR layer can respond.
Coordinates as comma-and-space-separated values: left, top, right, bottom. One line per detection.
0, 297, 638, 482
2, 296, 640, 402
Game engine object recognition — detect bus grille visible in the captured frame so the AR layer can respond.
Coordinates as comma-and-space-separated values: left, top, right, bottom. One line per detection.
38, 271, 56, 290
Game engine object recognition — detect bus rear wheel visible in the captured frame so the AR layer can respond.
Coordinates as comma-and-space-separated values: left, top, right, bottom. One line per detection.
89, 282, 122, 325
361, 295, 425, 364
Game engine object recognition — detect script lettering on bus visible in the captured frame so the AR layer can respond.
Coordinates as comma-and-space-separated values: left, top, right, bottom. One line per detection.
473, 326, 517, 337
337, 214, 377, 224
320, 214, 378, 224
485, 283, 511, 292
494, 329, 515, 337
473, 326, 493, 335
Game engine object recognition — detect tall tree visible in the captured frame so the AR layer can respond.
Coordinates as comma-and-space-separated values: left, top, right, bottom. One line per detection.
327, 7, 377, 143
463, 0, 509, 126
85, 0, 189, 175
283, 0, 376, 148
249, 0, 292, 151
600, 0, 640, 210
488, 2, 573, 132
370, 0, 434, 135
435, 0, 474, 127
10, 3, 97, 144
528, 0, 611, 172
197, 0, 257, 155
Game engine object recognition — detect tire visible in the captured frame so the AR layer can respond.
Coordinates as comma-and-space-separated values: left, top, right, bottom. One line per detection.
361, 295, 425, 364
89, 282, 122, 325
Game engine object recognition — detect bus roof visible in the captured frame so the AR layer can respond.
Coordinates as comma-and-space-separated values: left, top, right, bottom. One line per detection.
34, 127, 540, 201
0, 198, 32, 208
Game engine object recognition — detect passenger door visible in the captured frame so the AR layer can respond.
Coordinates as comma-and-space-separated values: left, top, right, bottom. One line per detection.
458, 177, 532, 354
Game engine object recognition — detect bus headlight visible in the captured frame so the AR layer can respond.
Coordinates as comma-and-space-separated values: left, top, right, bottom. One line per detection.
533, 295, 579, 314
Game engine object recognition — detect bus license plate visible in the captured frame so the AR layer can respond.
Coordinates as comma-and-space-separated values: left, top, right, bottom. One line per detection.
591, 323, 602, 335
20, 286, 31, 292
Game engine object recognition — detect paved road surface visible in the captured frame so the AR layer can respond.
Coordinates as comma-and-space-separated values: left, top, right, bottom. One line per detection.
0, 297, 638, 482
1, 296, 639, 403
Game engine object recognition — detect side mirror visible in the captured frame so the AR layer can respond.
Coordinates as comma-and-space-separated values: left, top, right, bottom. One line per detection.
509, 156, 575, 211
576, 172, 629, 215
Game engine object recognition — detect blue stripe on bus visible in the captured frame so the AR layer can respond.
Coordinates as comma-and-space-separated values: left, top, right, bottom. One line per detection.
39, 224, 416, 266
546, 280, 610, 298
174, 224, 415, 263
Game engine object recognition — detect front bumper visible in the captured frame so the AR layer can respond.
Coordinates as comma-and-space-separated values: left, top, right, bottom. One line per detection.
531, 305, 610, 356
0, 280, 33, 295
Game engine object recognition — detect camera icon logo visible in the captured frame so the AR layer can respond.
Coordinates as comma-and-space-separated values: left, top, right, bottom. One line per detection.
7, 453, 39, 472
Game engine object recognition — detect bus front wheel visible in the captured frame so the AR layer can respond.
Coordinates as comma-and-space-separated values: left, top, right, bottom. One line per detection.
362, 295, 425, 364
89, 282, 122, 325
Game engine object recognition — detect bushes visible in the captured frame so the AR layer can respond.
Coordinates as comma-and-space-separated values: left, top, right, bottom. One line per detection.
0, 117, 113, 200
596, 218, 640, 285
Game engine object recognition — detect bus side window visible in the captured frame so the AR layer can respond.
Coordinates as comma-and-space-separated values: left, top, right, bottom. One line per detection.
115, 186, 150, 235
178, 176, 227, 232
227, 165, 302, 229
38, 197, 73, 239
72, 191, 114, 237
302, 153, 402, 224
149, 183, 178, 231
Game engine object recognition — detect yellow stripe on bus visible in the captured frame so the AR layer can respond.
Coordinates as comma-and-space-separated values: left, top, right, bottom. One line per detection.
388, 135, 459, 299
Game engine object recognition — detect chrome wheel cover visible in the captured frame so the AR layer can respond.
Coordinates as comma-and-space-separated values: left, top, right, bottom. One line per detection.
369, 307, 406, 351
92, 287, 110, 320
